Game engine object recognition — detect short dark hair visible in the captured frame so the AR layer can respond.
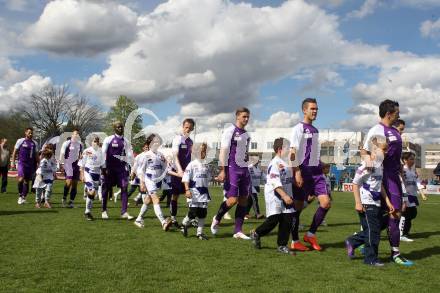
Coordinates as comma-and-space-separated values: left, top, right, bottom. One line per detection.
25, 127, 33, 132
235, 107, 250, 116
182, 118, 195, 127
302, 98, 317, 110
145, 133, 162, 147
273, 137, 288, 153
394, 119, 405, 127
72, 127, 80, 133
402, 151, 415, 161
379, 99, 399, 118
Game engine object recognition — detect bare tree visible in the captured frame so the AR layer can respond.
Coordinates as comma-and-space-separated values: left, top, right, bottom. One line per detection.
23, 85, 72, 140
66, 96, 104, 136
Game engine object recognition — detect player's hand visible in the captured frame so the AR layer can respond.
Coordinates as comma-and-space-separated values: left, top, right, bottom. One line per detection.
177, 171, 184, 178
283, 196, 293, 206
140, 183, 146, 193
355, 202, 364, 212
387, 203, 395, 214
130, 173, 135, 181
401, 201, 407, 212
185, 190, 192, 199
294, 172, 303, 188
80, 174, 84, 182
421, 193, 428, 201
216, 170, 225, 183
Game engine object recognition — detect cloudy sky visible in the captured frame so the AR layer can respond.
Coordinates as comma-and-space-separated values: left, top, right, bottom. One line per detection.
1, 0, 440, 143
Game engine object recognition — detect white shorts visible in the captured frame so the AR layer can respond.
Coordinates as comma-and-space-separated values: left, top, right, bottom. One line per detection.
84, 171, 101, 192
145, 177, 162, 195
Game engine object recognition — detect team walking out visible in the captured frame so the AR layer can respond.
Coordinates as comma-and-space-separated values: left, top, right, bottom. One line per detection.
5, 98, 427, 266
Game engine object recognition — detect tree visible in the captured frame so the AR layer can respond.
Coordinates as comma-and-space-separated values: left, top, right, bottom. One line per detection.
22, 85, 72, 140
0, 111, 32, 146
22, 85, 104, 141
66, 96, 104, 137
105, 95, 143, 152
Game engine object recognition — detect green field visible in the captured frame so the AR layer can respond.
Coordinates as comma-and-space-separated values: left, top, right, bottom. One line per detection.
1, 179, 439, 292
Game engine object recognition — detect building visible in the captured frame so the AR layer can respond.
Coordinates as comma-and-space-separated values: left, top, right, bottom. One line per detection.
422, 144, 440, 169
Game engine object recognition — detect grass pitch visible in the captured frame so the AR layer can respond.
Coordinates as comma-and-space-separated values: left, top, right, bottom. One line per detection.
1, 179, 439, 292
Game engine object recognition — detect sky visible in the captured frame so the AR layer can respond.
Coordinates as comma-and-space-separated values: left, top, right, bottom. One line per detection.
1, 0, 440, 143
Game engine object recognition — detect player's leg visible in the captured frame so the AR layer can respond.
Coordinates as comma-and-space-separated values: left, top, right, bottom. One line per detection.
195, 207, 208, 240
277, 213, 295, 255
401, 207, 417, 241
134, 193, 151, 228
118, 173, 132, 220
35, 187, 42, 208
232, 172, 251, 239
44, 183, 53, 209
101, 172, 111, 219
362, 205, 383, 266
251, 214, 280, 249
290, 185, 308, 251
345, 210, 368, 259
181, 206, 197, 237
150, 193, 172, 230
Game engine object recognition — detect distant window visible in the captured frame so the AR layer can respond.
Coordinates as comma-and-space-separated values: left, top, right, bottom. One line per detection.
267, 142, 274, 149
251, 142, 257, 150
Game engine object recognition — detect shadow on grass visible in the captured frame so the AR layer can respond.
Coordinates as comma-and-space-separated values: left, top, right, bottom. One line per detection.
406, 246, 440, 261
410, 231, 440, 239
327, 222, 359, 227
0, 210, 58, 216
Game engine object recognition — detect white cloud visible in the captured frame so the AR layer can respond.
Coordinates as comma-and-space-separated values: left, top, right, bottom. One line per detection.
85, 0, 405, 114
23, 0, 138, 56
420, 18, 440, 39
254, 111, 301, 128
342, 56, 440, 143
306, 0, 346, 8
399, 0, 440, 8
0, 74, 52, 112
347, 0, 381, 19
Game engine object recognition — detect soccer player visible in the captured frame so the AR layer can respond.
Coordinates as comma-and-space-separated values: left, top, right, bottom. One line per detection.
79, 136, 104, 221
59, 129, 83, 208
134, 133, 172, 230
250, 138, 295, 255
345, 136, 393, 266
11, 127, 38, 204
181, 143, 211, 240
211, 107, 251, 240
33, 148, 57, 209
159, 156, 174, 208
394, 119, 405, 135
0, 138, 10, 193
399, 152, 427, 242
170, 118, 195, 227
361, 99, 413, 266
101, 121, 134, 220
289, 98, 331, 251
246, 158, 264, 219
129, 142, 149, 206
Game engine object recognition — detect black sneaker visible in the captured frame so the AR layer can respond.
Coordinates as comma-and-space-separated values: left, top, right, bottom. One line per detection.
181, 225, 188, 237
250, 230, 261, 249
172, 220, 181, 229
277, 246, 296, 255
197, 233, 209, 240
84, 212, 94, 221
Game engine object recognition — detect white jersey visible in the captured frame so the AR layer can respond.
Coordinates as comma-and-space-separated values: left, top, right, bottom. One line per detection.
59, 140, 82, 163
403, 165, 422, 207
33, 157, 57, 188
264, 156, 295, 217
78, 147, 104, 174
182, 159, 211, 207
142, 150, 167, 180
133, 152, 148, 178
352, 163, 383, 207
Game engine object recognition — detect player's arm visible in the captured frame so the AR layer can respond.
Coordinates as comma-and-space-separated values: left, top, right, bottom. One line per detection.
351, 171, 365, 212
171, 136, 184, 176
181, 165, 192, 198
417, 182, 428, 201
217, 127, 233, 182
381, 184, 395, 214
274, 187, 293, 206
101, 137, 110, 174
